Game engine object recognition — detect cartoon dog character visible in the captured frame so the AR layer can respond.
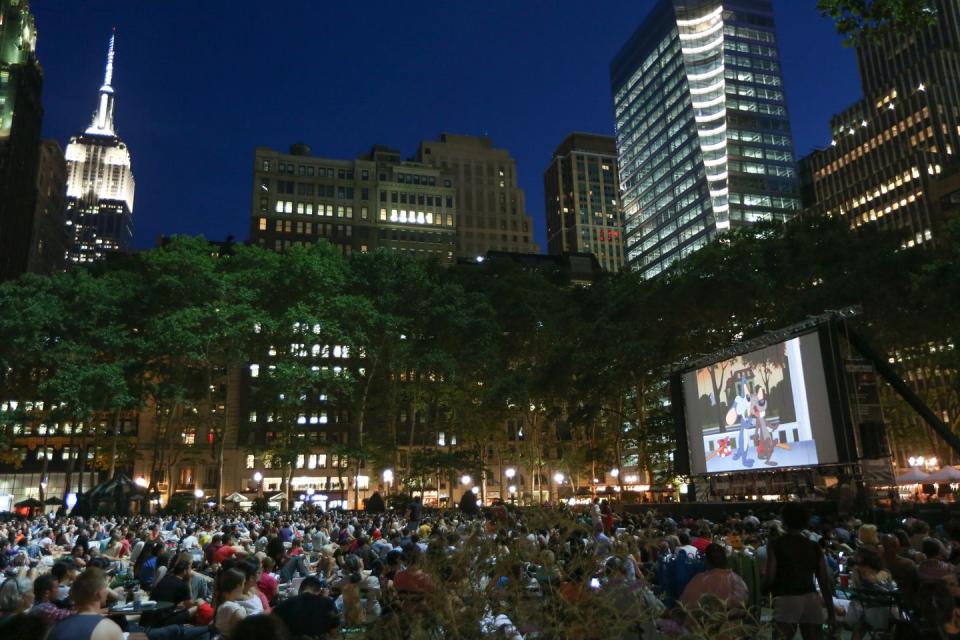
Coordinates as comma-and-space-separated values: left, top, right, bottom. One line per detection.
750, 387, 779, 466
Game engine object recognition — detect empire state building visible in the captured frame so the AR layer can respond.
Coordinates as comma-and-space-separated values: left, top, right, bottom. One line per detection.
64, 32, 135, 265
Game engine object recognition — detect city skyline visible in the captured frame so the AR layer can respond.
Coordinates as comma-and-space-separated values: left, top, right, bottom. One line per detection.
33, 1, 860, 251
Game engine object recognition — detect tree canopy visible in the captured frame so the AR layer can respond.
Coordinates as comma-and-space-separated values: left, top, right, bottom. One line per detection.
0, 214, 956, 498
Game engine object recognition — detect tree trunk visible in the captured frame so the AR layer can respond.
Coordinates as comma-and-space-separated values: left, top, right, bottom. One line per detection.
710, 364, 729, 432
635, 380, 651, 484
354, 456, 361, 511
479, 443, 486, 506
166, 461, 176, 504
286, 462, 295, 510
38, 429, 49, 504
615, 395, 625, 497
77, 439, 87, 495
63, 430, 77, 508
108, 409, 120, 479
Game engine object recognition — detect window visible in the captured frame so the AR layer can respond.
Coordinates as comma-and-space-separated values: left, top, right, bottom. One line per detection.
179, 467, 194, 486
181, 427, 196, 445
361, 207, 368, 220
245, 454, 255, 469
258, 218, 267, 230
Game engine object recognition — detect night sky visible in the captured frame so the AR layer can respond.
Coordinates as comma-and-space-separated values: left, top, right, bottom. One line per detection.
33, 1, 862, 250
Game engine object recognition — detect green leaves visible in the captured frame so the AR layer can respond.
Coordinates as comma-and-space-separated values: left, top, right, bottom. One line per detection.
2, 214, 955, 491
818, 0, 938, 46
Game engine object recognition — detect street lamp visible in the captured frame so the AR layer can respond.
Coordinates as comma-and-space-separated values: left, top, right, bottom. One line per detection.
134, 476, 148, 488
610, 468, 620, 478
552, 472, 564, 505
501, 468, 515, 505
460, 474, 471, 485
253, 471, 263, 497
194, 488, 204, 513
382, 469, 394, 495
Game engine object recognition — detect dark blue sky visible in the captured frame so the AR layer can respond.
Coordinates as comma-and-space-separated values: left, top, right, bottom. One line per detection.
33, 1, 861, 250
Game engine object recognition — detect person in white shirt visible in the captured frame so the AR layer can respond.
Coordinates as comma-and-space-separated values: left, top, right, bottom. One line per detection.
37, 530, 53, 550
180, 529, 200, 551
676, 532, 699, 558
214, 569, 248, 639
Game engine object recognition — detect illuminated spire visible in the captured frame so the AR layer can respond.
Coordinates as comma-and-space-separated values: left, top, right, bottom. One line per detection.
86, 29, 116, 136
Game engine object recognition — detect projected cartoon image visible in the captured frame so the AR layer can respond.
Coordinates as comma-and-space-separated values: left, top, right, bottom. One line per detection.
690, 337, 820, 473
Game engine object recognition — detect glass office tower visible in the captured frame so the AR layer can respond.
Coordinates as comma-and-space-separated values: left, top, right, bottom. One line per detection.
611, 0, 800, 278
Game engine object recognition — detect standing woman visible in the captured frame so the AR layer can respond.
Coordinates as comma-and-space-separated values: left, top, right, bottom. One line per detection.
766, 503, 835, 640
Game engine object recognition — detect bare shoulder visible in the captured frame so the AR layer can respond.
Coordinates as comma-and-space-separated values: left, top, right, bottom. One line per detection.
92, 617, 125, 640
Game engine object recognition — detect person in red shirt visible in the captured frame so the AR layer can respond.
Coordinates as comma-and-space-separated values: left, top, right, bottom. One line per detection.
393, 548, 435, 594
205, 534, 223, 565
119, 532, 133, 558
213, 533, 239, 565
690, 529, 711, 554
257, 557, 279, 605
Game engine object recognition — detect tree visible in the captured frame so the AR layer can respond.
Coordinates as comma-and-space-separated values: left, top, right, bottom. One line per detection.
818, 0, 938, 46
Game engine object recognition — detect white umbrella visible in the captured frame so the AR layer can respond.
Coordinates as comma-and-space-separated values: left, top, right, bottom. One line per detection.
895, 468, 930, 484
927, 466, 960, 482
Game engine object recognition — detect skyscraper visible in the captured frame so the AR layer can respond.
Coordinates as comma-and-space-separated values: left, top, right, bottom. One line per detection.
27, 139, 67, 274
0, 0, 43, 281
64, 33, 135, 265
610, 0, 800, 278
417, 134, 538, 259
799, 1, 960, 469
543, 133, 623, 271
801, 0, 960, 245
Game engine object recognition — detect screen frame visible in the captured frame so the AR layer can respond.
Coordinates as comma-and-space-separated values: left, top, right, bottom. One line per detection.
672, 323, 851, 477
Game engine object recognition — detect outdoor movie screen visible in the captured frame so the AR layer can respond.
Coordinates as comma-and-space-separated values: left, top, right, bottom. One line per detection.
682, 331, 839, 475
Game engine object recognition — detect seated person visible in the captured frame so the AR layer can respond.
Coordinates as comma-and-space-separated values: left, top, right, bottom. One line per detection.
271, 576, 340, 640
679, 543, 749, 611
48, 568, 125, 640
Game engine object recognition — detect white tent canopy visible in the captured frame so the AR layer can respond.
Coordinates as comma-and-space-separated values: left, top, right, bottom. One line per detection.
926, 466, 960, 483
895, 468, 930, 484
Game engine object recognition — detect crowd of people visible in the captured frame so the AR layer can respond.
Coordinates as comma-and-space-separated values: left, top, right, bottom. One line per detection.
0, 497, 957, 639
